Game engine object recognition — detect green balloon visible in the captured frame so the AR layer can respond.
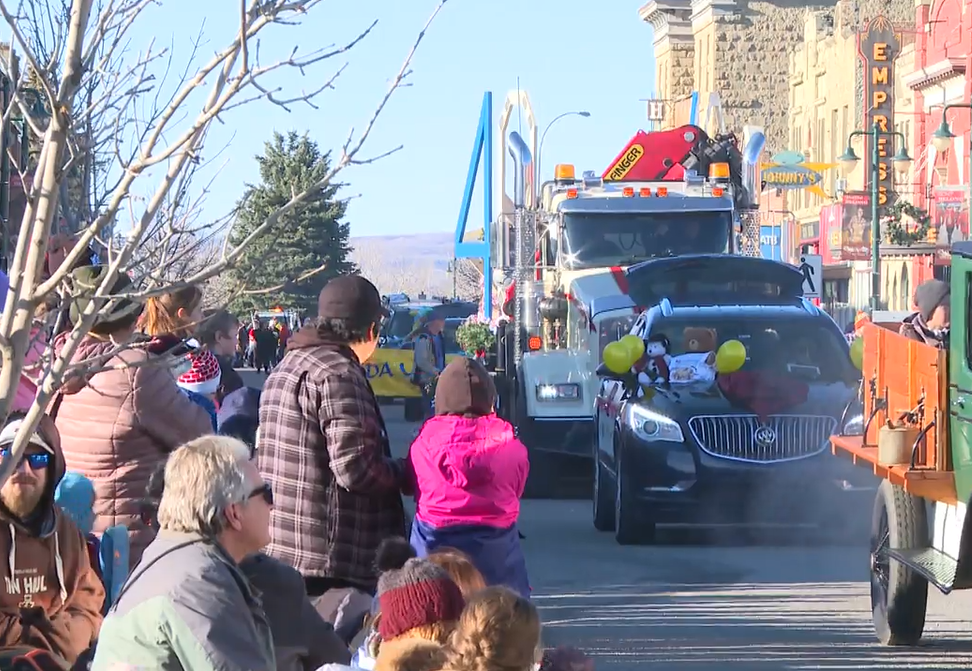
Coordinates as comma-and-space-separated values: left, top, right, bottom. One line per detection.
620, 334, 645, 361
603, 341, 634, 374
850, 336, 864, 370
715, 339, 747, 373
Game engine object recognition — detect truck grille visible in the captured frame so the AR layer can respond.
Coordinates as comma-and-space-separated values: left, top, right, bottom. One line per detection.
687, 414, 836, 463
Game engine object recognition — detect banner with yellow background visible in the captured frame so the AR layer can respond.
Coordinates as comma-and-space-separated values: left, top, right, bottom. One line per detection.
365, 348, 462, 398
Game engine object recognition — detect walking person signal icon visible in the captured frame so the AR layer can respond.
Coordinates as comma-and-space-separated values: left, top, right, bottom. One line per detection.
798, 254, 822, 300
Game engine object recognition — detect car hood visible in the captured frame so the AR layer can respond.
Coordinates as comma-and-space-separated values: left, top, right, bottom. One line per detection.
644, 379, 855, 419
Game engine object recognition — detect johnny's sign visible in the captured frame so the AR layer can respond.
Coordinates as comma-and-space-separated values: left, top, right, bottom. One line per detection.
760, 150, 836, 199
858, 16, 901, 214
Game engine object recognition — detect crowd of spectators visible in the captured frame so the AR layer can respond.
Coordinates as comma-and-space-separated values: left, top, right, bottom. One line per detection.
0, 265, 591, 671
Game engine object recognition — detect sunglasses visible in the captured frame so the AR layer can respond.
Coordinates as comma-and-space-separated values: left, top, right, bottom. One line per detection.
0, 448, 50, 470
247, 483, 273, 506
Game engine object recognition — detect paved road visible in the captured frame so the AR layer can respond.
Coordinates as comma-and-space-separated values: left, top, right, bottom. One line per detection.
240, 370, 972, 669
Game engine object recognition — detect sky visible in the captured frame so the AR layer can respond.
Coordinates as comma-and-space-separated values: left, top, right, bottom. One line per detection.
35, 0, 657, 240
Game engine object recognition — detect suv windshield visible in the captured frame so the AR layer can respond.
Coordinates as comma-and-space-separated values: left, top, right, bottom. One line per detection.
562, 211, 731, 269
647, 316, 855, 383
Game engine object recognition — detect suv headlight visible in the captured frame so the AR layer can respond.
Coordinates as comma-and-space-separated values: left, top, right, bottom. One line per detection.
842, 413, 864, 436
536, 383, 580, 402
627, 404, 684, 443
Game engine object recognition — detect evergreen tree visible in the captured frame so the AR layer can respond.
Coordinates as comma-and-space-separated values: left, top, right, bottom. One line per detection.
228, 131, 356, 314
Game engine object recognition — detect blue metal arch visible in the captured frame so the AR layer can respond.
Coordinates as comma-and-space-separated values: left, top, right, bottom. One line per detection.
454, 92, 493, 320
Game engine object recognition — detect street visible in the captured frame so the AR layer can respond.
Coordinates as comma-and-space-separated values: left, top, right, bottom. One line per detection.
240, 371, 972, 669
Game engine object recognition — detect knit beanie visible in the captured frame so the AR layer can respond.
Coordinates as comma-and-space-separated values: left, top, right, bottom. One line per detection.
434, 357, 496, 417
914, 279, 949, 322
178, 349, 222, 396
67, 265, 142, 328
376, 558, 465, 641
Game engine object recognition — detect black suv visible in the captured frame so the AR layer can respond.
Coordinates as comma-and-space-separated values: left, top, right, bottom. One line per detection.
592, 254, 873, 544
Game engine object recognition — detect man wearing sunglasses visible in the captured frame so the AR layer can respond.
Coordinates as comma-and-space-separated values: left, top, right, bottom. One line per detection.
0, 413, 105, 665
92, 435, 276, 670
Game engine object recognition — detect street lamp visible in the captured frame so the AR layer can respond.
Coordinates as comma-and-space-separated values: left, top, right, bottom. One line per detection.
537, 111, 591, 184
931, 103, 972, 218
837, 122, 913, 310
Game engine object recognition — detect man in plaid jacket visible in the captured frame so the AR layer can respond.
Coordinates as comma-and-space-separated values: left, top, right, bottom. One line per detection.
257, 275, 410, 597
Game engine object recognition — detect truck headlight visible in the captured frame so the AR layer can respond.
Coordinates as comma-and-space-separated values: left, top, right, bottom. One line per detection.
627, 404, 684, 443
536, 383, 580, 402
842, 413, 864, 436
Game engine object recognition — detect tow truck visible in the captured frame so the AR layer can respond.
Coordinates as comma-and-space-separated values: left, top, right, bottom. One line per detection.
453, 90, 767, 494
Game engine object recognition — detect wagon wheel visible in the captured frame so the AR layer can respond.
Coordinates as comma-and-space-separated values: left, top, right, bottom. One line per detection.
870, 480, 929, 646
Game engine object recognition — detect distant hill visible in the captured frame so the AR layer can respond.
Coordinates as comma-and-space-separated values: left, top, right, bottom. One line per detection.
350, 231, 456, 295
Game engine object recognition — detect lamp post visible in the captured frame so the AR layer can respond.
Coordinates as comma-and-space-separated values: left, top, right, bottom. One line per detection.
536, 111, 591, 184
837, 122, 913, 310
931, 103, 972, 218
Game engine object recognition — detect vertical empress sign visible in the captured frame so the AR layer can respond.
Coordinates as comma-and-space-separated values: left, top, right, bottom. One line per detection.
858, 16, 902, 219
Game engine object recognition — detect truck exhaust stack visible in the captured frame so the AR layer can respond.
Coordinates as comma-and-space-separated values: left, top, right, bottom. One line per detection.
508, 131, 537, 364
741, 128, 766, 210
508, 131, 532, 208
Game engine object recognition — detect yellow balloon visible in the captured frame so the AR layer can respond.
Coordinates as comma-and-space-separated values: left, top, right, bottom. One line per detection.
620, 334, 645, 362
715, 339, 747, 374
850, 336, 864, 370
603, 341, 634, 374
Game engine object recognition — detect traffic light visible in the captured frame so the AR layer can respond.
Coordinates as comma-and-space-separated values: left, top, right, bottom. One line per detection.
926, 225, 937, 244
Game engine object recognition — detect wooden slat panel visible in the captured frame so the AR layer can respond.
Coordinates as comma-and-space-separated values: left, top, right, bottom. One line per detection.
860, 322, 947, 470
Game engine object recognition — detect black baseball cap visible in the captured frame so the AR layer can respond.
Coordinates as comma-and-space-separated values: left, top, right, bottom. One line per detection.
317, 275, 390, 321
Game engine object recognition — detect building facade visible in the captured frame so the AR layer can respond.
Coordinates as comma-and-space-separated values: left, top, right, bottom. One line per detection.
642, 0, 913, 149
905, 0, 971, 265
786, 2, 916, 311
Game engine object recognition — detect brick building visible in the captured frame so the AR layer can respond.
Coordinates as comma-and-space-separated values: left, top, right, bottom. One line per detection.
788, 2, 915, 312
641, 0, 912, 151
902, 0, 971, 274
835, 0, 972, 311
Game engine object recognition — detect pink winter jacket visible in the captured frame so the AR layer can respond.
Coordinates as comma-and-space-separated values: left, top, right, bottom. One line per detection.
52, 335, 212, 566
407, 414, 528, 529
13, 326, 46, 412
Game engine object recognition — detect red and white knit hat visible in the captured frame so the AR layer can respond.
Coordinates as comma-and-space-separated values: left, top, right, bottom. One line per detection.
177, 349, 222, 396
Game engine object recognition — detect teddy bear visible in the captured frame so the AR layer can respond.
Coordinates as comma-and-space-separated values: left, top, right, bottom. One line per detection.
667, 327, 718, 383
684, 327, 717, 355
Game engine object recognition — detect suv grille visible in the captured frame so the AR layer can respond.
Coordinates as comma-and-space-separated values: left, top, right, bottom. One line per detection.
687, 415, 836, 463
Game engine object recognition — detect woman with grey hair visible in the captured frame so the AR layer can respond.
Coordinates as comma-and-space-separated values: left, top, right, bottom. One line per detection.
91, 435, 277, 670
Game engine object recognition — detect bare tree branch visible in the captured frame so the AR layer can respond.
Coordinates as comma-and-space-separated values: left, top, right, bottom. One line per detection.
0, 0, 450, 490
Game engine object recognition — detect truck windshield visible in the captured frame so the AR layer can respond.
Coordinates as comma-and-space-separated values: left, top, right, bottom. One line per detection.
648, 316, 856, 384
562, 211, 732, 269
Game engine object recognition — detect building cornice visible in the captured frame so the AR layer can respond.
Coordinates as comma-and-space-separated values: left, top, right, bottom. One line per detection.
639, 0, 694, 47
903, 57, 967, 91
690, 0, 739, 29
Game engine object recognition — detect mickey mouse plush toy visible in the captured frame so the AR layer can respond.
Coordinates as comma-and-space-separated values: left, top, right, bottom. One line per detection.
643, 333, 672, 383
